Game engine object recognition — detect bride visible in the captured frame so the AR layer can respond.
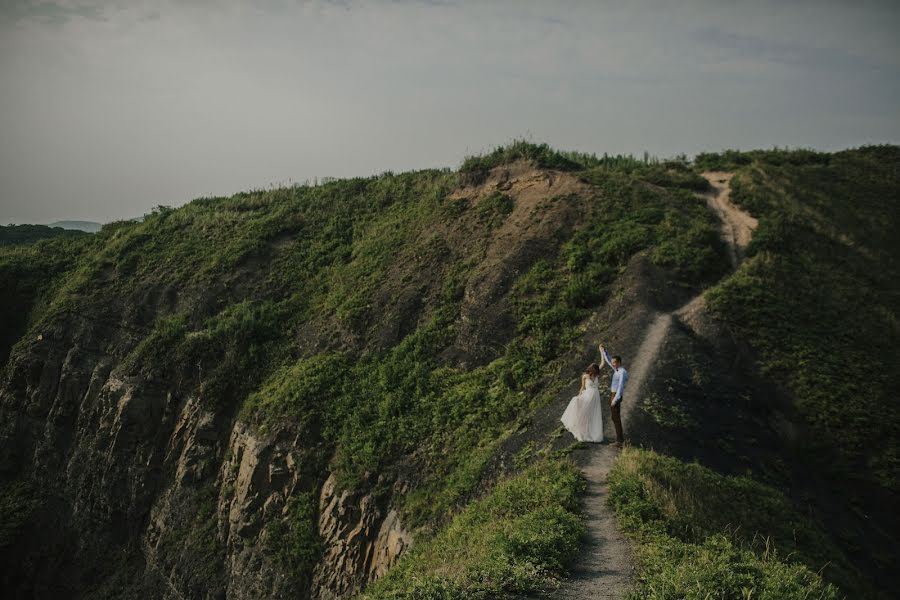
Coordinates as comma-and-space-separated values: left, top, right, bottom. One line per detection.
560, 361, 604, 442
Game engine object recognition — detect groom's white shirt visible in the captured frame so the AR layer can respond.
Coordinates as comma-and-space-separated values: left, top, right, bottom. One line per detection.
610, 367, 628, 403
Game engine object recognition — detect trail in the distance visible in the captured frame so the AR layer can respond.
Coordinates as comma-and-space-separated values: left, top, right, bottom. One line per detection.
698, 170, 757, 268
552, 171, 755, 599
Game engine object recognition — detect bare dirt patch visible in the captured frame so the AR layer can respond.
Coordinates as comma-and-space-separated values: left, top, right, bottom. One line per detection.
443, 161, 595, 366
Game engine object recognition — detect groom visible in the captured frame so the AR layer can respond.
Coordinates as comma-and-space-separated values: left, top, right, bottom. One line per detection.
599, 344, 628, 447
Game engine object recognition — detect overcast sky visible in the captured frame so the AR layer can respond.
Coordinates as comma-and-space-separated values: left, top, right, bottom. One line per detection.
1, 0, 899, 224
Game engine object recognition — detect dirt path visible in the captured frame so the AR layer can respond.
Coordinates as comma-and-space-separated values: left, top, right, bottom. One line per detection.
698, 171, 757, 268
551, 443, 632, 600
551, 172, 755, 599
618, 313, 672, 425
551, 313, 672, 599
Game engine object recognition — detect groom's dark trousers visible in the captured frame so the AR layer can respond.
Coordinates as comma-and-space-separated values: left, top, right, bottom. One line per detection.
610, 395, 624, 443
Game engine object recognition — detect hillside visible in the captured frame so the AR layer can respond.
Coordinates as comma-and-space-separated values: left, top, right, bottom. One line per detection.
0, 142, 897, 599
610, 146, 900, 598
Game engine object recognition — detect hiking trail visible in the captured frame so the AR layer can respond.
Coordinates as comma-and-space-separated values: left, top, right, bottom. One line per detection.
550, 171, 755, 599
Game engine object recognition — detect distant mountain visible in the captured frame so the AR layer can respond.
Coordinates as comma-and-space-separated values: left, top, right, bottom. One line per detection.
0, 223, 87, 246
48, 220, 102, 232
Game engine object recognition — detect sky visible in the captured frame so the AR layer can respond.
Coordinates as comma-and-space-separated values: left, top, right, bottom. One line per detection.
1, 1, 899, 225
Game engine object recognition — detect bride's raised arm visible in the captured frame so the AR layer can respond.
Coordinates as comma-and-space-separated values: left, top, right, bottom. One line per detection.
598, 344, 613, 369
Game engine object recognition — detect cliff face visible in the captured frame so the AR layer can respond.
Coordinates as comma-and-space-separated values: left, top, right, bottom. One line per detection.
0, 268, 432, 600
0, 339, 410, 599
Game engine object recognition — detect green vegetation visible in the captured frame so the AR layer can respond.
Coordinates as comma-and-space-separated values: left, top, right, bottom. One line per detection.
641, 391, 697, 431
460, 140, 605, 178
240, 304, 566, 529
231, 146, 728, 540
474, 191, 514, 228
268, 491, 322, 587
0, 141, 733, 591
705, 145, 900, 492
151, 483, 226, 590
574, 169, 726, 284
460, 140, 706, 190
0, 233, 97, 365
693, 147, 831, 172
359, 459, 584, 599
183, 485, 226, 579
609, 448, 861, 599
610, 146, 899, 597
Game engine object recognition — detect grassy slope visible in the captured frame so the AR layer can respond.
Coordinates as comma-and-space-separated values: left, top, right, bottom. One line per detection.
361, 458, 584, 599
609, 448, 844, 600
609, 145, 899, 599
0, 232, 95, 365
704, 146, 900, 492
236, 155, 730, 598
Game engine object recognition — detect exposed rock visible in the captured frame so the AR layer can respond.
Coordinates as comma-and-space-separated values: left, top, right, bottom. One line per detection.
312, 474, 412, 599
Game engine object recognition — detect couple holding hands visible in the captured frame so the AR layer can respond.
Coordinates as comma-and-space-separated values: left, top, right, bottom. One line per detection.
560, 344, 628, 447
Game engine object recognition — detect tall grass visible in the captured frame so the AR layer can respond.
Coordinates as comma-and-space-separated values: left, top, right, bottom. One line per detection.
359, 459, 584, 599
609, 448, 862, 599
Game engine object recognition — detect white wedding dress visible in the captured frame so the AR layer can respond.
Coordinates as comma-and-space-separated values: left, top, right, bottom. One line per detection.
560, 374, 604, 442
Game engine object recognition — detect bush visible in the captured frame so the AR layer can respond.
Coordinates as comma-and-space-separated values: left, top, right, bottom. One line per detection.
460, 140, 595, 183
268, 491, 322, 586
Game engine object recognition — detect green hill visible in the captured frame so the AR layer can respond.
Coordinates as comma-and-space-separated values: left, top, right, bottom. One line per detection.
707, 146, 900, 492
0, 142, 896, 599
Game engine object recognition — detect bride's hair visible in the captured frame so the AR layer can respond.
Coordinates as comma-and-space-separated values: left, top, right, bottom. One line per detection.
585, 363, 600, 378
